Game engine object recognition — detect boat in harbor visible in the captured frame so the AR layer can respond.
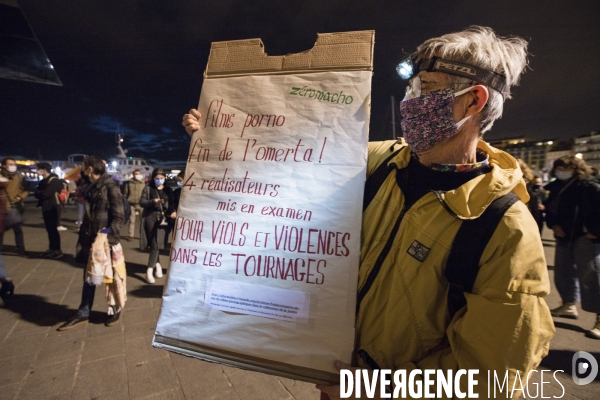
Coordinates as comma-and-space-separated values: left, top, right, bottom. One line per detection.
9, 134, 155, 189
106, 134, 153, 183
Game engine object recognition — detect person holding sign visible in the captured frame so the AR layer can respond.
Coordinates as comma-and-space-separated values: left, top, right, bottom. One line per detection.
183, 26, 554, 398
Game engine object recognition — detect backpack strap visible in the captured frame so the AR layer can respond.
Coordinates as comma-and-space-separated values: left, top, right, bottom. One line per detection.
363, 148, 402, 211
445, 191, 520, 318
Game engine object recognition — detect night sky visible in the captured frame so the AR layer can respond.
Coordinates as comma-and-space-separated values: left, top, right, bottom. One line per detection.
1, 0, 599, 167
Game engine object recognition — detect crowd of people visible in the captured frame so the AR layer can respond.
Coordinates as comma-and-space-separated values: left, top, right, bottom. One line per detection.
518, 156, 600, 341
0, 155, 183, 329
538, 156, 600, 337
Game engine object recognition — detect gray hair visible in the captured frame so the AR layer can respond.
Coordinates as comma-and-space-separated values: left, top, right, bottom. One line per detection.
415, 26, 529, 133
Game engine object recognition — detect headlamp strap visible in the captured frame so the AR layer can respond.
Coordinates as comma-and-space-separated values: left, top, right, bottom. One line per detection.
419, 57, 508, 97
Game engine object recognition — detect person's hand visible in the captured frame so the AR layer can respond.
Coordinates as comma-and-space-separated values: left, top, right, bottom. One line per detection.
154, 198, 165, 204
316, 361, 377, 400
538, 204, 545, 210
170, 212, 176, 218
316, 361, 349, 400
552, 225, 566, 238
182, 109, 202, 137
15, 195, 21, 201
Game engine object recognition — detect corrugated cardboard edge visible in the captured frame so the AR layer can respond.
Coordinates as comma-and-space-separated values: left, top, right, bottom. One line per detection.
204, 30, 374, 78
153, 335, 339, 385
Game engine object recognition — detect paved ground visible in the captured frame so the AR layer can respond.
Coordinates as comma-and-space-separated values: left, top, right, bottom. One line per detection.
0, 202, 598, 399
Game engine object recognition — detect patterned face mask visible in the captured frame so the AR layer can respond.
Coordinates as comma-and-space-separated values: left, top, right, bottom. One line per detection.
400, 86, 473, 153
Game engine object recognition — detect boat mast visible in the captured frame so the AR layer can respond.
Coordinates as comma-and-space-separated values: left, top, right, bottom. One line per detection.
115, 124, 127, 159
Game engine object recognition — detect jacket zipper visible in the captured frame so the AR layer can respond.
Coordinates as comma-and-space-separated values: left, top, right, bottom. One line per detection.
356, 203, 407, 312
357, 349, 381, 370
432, 190, 461, 220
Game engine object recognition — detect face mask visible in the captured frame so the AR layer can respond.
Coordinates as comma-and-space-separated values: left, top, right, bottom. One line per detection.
400, 86, 474, 153
134, 175, 143, 181
555, 171, 573, 181
177, 181, 183, 188
7, 165, 17, 173
155, 179, 165, 186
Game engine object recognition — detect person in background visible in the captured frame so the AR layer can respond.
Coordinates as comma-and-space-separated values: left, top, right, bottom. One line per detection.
58, 156, 125, 330
75, 176, 87, 228
140, 168, 173, 284
124, 169, 146, 241
166, 171, 184, 246
544, 156, 600, 339
0, 157, 29, 257
56, 176, 68, 231
518, 159, 545, 234
172, 171, 184, 217
34, 162, 64, 259
529, 174, 546, 234
0, 176, 15, 300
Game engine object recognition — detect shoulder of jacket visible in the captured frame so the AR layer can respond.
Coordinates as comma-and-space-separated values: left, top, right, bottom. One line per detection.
367, 140, 407, 176
494, 199, 538, 234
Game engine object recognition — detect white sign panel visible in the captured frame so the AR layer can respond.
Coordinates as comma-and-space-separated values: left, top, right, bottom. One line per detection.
154, 70, 370, 383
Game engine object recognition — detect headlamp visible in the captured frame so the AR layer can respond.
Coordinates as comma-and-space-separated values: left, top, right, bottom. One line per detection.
396, 58, 414, 80
396, 53, 508, 96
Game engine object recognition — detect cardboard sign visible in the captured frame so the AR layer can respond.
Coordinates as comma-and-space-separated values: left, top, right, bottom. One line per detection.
153, 31, 374, 384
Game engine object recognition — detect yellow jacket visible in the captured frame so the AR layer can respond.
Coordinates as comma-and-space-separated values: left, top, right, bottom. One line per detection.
0, 169, 29, 211
356, 140, 555, 398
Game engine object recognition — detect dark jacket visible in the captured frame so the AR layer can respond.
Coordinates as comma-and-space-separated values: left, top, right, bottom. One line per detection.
34, 174, 62, 211
81, 173, 124, 246
172, 187, 181, 214
544, 177, 600, 242
526, 183, 545, 223
140, 184, 174, 217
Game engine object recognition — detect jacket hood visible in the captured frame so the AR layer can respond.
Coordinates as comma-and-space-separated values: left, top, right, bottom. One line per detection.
392, 140, 529, 219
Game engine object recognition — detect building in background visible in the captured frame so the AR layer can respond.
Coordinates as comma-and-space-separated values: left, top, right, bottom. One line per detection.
574, 131, 600, 169
488, 137, 553, 172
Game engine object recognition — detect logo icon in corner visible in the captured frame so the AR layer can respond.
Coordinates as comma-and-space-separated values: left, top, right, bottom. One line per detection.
572, 351, 598, 385
407, 240, 430, 262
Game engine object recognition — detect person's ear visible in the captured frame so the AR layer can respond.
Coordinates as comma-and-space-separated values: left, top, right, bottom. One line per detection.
464, 85, 489, 117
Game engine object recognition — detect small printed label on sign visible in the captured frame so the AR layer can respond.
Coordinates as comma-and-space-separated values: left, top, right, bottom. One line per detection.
204, 278, 310, 323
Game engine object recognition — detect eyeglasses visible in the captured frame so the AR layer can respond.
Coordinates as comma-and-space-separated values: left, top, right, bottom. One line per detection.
397, 53, 508, 97
404, 76, 476, 99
